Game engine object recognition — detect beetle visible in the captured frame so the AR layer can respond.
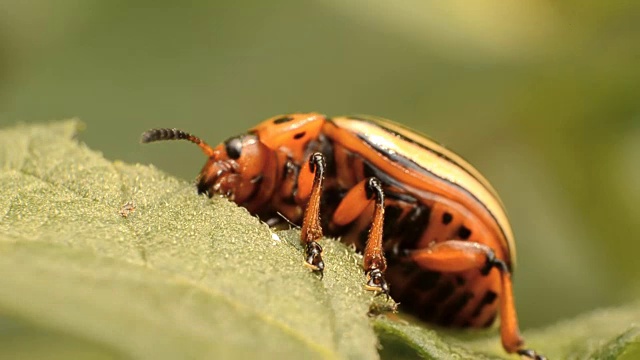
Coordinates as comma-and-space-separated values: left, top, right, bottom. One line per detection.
141, 113, 544, 359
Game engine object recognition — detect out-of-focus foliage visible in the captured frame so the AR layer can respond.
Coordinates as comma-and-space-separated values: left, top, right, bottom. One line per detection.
0, 0, 637, 331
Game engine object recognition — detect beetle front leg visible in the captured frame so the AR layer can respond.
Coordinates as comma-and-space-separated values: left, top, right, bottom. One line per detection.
332, 177, 389, 296
408, 241, 545, 360
297, 152, 326, 275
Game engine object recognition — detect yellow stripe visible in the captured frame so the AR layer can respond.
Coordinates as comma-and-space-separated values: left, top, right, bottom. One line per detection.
333, 116, 516, 266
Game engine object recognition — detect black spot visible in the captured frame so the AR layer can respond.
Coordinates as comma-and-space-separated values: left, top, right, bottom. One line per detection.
414, 271, 441, 292
457, 225, 472, 240
482, 312, 497, 328
472, 290, 498, 317
224, 137, 243, 159
481, 290, 498, 306
455, 276, 466, 286
293, 131, 306, 140
442, 212, 453, 225
273, 116, 294, 124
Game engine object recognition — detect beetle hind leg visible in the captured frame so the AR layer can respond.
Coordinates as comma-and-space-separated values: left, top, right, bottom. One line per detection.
407, 240, 545, 359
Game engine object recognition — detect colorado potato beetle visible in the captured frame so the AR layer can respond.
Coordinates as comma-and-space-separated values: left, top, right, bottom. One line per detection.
141, 113, 544, 359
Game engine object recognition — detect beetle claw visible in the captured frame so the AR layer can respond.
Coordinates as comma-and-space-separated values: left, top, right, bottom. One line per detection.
517, 349, 546, 360
304, 241, 324, 277
364, 268, 390, 298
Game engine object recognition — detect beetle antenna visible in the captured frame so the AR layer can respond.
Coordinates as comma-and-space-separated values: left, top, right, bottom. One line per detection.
276, 211, 300, 229
141, 128, 215, 157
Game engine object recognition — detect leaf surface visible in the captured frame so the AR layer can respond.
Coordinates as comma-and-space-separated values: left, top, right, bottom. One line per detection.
0, 120, 378, 359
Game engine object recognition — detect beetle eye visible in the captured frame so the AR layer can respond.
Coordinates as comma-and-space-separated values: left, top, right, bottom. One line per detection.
224, 137, 243, 159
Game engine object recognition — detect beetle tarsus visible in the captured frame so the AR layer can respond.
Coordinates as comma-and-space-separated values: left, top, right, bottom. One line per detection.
517, 349, 546, 360
365, 268, 390, 298
304, 241, 324, 276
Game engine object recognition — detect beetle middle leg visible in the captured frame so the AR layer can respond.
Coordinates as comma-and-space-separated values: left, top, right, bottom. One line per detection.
332, 177, 389, 296
297, 152, 327, 275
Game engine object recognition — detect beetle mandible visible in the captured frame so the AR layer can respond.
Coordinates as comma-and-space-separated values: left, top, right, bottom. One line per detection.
141, 113, 544, 359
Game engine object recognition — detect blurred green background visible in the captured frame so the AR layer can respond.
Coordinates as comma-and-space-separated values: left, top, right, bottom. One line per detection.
0, 0, 638, 331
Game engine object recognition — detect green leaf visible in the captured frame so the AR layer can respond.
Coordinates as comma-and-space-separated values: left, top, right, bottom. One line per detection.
0, 120, 380, 359
1, 120, 639, 360
373, 317, 503, 360
374, 301, 640, 359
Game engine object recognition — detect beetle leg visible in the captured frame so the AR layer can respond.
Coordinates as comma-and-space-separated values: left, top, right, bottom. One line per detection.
407, 240, 545, 360
297, 152, 326, 275
332, 178, 389, 296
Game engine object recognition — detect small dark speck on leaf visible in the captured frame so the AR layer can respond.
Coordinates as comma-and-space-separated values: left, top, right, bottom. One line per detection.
119, 201, 136, 218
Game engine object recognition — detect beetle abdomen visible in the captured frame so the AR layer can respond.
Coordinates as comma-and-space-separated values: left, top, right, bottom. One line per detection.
320, 150, 501, 327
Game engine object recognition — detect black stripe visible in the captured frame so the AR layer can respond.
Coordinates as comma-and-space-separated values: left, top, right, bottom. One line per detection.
438, 291, 474, 326
362, 159, 405, 189
482, 312, 498, 328
471, 290, 498, 317
349, 116, 493, 192
356, 132, 508, 257
357, 132, 487, 206
385, 190, 418, 203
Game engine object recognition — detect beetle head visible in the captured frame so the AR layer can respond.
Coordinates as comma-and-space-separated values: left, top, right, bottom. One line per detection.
141, 128, 276, 207
197, 134, 277, 204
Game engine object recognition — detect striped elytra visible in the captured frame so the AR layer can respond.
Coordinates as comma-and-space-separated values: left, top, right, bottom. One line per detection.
141, 113, 544, 359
